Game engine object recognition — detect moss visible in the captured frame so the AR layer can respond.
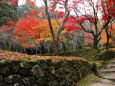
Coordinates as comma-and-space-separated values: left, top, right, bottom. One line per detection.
5, 51, 12, 55
0, 83, 11, 86
0, 58, 92, 86
0, 66, 10, 74
58, 49, 100, 61
21, 56, 31, 61
25, 76, 36, 84
37, 78, 47, 86
18, 69, 31, 76
98, 50, 115, 61
47, 81, 58, 86
13, 83, 25, 86
20, 62, 33, 69
77, 74, 99, 86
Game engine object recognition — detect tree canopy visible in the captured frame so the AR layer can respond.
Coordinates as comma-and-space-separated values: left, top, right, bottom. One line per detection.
0, 1, 18, 26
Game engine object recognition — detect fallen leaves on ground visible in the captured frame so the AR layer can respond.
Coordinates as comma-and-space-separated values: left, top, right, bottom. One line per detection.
0, 50, 87, 62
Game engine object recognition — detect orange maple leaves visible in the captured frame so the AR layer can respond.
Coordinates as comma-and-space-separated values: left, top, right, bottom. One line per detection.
13, 16, 47, 46
0, 15, 66, 48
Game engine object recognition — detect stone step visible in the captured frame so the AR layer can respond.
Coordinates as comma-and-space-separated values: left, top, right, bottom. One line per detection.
100, 79, 114, 84
109, 62, 115, 64
100, 66, 115, 70
106, 64, 115, 68
101, 68, 115, 74
100, 65, 107, 68
103, 74, 115, 79
110, 59, 115, 62
109, 59, 115, 63
89, 82, 115, 86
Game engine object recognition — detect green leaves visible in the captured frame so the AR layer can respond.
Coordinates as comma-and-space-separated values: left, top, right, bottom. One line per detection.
0, 0, 17, 26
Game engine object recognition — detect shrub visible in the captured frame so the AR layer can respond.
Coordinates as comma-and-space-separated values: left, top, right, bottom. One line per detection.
98, 50, 115, 61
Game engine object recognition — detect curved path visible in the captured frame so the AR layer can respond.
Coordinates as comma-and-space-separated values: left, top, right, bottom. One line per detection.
89, 58, 115, 86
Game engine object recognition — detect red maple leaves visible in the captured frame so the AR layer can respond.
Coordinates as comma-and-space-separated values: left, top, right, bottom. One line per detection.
7, 0, 18, 6
64, 16, 82, 35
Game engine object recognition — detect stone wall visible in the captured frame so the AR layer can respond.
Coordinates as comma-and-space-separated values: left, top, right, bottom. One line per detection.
0, 59, 91, 86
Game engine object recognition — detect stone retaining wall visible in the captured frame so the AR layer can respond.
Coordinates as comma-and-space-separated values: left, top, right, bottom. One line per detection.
0, 59, 91, 86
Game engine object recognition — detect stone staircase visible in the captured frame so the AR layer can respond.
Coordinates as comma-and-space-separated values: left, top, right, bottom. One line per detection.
101, 60, 115, 74
89, 58, 115, 86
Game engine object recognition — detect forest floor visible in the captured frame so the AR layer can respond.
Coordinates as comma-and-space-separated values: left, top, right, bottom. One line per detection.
0, 50, 86, 62
78, 58, 115, 86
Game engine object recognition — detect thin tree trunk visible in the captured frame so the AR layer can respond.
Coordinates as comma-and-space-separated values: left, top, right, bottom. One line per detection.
61, 42, 66, 52
105, 28, 110, 49
93, 35, 99, 49
54, 40, 59, 54
43, 0, 59, 54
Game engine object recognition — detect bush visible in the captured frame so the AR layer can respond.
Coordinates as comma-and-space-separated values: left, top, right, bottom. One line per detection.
0, 59, 91, 86
98, 50, 115, 61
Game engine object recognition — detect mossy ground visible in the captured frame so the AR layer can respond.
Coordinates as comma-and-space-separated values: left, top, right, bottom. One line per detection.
60, 48, 115, 61
61, 49, 100, 61
77, 74, 99, 86
40, 48, 100, 61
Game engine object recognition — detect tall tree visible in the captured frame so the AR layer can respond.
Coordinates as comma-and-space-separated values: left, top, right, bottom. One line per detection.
0, 0, 18, 26
101, 0, 115, 48
0, 0, 18, 51
67, 0, 114, 49
6, 0, 70, 54
43, 0, 70, 54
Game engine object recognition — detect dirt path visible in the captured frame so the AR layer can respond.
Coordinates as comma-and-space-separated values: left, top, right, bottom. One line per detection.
89, 59, 115, 86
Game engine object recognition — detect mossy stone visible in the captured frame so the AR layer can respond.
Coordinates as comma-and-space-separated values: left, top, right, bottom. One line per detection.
4, 75, 21, 84
19, 69, 31, 76
0, 82, 11, 86
13, 83, 25, 86
19, 62, 33, 69
0, 66, 11, 75
47, 81, 58, 86
11, 64, 20, 73
0, 75, 3, 82
40, 63, 48, 70
37, 78, 47, 86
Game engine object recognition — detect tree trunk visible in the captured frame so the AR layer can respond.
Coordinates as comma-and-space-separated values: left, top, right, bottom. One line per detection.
43, 0, 57, 54
54, 39, 59, 55
61, 42, 66, 52
105, 28, 110, 49
93, 36, 99, 49
105, 21, 112, 49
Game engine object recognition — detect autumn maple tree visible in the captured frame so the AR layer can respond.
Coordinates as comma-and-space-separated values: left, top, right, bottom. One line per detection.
65, 0, 115, 48
1, 16, 44, 48
101, 0, 115, 48
1, 1, 67, 51
43, 0, 70, 54
2, 0, 69, 54
5, 0, 115, 51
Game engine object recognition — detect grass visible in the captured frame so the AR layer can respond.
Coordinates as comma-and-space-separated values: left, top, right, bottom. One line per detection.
39, 48, 115, 62
60, 48, 101, 61
77, 74, 100, 86
5, 51, 12, 55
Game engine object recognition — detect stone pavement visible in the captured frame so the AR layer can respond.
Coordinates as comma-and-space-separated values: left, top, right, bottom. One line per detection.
89, 58, 115, 86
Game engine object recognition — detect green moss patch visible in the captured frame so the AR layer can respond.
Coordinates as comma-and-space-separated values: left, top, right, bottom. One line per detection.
77, 74, 99, 86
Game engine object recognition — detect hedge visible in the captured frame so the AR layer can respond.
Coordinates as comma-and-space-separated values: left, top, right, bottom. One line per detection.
0, 59, 91, 86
